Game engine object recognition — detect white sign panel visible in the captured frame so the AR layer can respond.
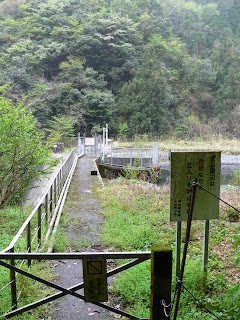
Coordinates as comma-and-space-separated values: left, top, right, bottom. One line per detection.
170, 152, 221, 221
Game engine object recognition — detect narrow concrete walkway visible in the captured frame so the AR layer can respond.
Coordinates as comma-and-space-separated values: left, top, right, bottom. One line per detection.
48, 156, 115, 320
24, 152, 69, 207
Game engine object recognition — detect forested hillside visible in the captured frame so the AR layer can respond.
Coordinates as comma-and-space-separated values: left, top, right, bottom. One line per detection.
0, 0, 240, 138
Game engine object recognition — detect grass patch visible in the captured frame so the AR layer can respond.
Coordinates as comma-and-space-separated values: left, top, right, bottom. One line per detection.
0, 206, 54, 319
99, 178, 240, 319
115, 137, 240, 154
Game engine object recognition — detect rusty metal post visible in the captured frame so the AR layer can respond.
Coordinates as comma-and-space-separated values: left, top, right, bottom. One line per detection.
9, 247, 17, 310
151, 243, 172, 320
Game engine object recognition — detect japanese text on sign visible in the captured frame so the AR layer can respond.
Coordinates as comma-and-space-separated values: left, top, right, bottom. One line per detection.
170, 152, 221, 221
82, 257, 108, 302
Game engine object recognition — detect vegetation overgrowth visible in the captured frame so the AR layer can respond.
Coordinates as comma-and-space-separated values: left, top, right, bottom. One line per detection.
0, 206, 53, 319
0, 0, 240, 139
115, 136, 240, 155
99, 178, 240, 319
0, 90, 55, 207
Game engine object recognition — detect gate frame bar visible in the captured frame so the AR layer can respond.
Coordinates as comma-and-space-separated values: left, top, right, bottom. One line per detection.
0, 252, 150, 320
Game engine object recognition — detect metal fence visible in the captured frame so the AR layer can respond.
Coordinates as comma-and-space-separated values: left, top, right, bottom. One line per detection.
0, 251, 151, 320
100, 145, 162, 169
0, 148, 78, 314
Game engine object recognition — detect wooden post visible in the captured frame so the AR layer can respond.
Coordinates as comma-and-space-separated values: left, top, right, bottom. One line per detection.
151, 243, 172, 320
202, 220, 210, 272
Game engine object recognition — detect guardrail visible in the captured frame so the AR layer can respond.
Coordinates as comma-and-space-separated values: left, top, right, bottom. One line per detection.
100, 145, 163, 169
0, 148, 78, 313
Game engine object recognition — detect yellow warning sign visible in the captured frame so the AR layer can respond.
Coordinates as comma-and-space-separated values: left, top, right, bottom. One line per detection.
83, 257, 108, 302
170, 152, 221, 221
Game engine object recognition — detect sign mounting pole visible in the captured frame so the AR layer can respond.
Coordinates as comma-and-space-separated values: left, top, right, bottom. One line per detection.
203, 219, 210, 272
175, 221, 181, 278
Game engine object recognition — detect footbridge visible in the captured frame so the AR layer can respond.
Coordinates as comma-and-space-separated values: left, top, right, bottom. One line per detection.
0, 131, 171, 320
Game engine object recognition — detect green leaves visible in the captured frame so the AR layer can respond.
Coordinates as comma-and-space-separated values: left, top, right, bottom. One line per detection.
0, 95, 52, 207
46, 115, 74, 142
0, 0, 239, 139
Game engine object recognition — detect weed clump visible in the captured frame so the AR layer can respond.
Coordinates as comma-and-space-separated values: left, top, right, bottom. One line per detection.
99, 179, 240, 319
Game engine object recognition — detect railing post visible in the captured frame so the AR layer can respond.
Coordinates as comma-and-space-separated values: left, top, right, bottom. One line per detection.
9, 247, 17, 310
106, 124, 108, 147
54, 178, 57, 207
130, 146, 133, 168
77, 132, 81, 155
150, 146, 152, 167
49, 185, 53, 217
110, 140, 113, 166
83, 133, 86, 154
57, 172, 60, 199
152, 142, 159, 167
38, 206, 42, 247
102, 136, 105, 162
45, 194, 48, 224
103, 128, 106, 147
141, 147, 143, 169
60, 169, 62, 192
100, 136, 102, 160
151, 243, 172, 320
27, 222, 31, 267
95, 133, 97, 155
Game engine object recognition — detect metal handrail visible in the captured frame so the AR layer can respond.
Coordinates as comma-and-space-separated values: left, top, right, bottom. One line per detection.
1, 148, 76, 254
0, 148, 79, 313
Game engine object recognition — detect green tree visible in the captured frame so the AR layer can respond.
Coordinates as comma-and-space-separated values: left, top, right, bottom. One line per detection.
46, 115, 75, 142
71, 12, 139, 91
0, 91, 52, 207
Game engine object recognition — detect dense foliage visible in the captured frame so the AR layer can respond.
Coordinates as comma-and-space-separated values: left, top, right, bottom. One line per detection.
0, 0, 240, 138
0, 89, 52, 206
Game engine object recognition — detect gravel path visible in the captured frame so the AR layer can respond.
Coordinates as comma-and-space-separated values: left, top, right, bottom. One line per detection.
48, 156, 115, 320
